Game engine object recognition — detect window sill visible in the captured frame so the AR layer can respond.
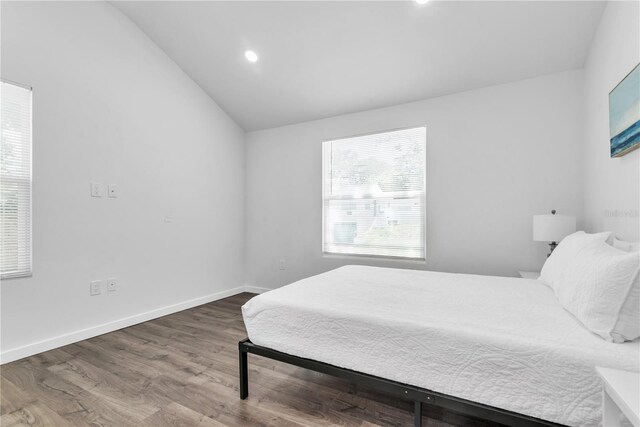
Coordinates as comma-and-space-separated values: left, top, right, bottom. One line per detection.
322, 252, 427, 264
1, 272, 33, 280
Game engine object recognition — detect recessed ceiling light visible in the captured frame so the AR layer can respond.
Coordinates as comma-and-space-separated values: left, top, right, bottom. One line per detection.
245, 50, 258, 63
415, 0, 430, 4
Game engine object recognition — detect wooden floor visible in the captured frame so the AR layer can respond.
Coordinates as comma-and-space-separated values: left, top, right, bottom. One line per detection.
1, 293, 498, 427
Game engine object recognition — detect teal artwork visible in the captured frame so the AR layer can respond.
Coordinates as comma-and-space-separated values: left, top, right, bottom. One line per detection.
609, 64, 640, 157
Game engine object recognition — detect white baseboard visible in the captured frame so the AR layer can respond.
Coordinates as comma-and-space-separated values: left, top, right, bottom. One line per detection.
0, 285, 261, 365
244, 285, 272, 294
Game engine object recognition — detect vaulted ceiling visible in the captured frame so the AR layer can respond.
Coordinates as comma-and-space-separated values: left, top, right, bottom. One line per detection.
113, 1, 606, 131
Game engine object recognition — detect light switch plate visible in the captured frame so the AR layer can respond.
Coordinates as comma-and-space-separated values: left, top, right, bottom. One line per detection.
90, 280, 102, 296
107, 278, 117, 292
107, 184, 118, 198
91, 182, 103, 198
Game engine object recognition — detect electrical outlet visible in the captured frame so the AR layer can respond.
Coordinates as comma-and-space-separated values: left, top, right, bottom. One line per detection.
107, 278, 117, 292
279, 259, 286, 270
90, 182, 103, 198
90, 280, 102, 296
107, 184, 118, 198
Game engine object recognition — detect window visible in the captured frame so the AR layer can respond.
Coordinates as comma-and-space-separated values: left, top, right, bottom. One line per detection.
322, 126, 426, 259
1, 81, 32, 279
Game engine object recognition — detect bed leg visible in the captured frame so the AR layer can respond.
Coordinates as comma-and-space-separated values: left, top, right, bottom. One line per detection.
239, 346, 248, 399
414, 401, 422, 427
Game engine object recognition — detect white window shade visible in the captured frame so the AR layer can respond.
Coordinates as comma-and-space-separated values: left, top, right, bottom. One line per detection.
1, 81, 32, 279
322, 126, 426, 259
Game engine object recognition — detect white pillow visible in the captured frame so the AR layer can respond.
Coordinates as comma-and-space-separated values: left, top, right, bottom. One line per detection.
611, 237, 640, 253
555, 241, 640, 342
613, 270, 640, 342
539, 231, 612, 291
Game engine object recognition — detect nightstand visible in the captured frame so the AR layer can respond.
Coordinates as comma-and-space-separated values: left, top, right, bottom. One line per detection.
596, 367, 639, 427
518, 271, 540, 280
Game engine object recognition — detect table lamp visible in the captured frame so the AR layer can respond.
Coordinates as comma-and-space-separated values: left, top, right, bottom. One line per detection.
533, 210, 576, 257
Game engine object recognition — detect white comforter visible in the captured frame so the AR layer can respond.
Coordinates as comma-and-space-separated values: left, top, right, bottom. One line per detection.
242, 265, 640, 426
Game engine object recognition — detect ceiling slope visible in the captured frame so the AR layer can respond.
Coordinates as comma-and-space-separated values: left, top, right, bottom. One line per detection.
113, 1, 606, 131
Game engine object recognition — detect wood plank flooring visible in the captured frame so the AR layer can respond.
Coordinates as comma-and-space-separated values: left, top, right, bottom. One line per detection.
1, 293, 498, 426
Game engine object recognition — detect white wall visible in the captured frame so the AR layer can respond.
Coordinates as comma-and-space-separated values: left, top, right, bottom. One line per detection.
245, 70, 584, 290
0, 1, 245, 361
583, 1, 640, 241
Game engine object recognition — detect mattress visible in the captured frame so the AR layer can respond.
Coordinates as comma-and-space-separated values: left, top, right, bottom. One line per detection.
242, 265, 640, 426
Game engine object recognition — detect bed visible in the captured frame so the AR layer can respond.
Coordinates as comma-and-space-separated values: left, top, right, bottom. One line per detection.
240, 265, 640, 426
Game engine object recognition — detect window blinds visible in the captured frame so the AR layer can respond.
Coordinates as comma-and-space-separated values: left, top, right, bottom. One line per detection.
1, 81, 32, 279
322, 126, 426, 259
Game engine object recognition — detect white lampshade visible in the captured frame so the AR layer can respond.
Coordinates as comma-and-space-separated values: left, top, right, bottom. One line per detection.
533, 214, 576, 242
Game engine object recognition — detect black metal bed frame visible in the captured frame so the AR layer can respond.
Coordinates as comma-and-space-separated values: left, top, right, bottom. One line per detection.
239, 339, 565, 427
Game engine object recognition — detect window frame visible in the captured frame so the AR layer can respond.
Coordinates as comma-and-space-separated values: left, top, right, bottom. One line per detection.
1, 79, 33, 280
321, 125, 427, 262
